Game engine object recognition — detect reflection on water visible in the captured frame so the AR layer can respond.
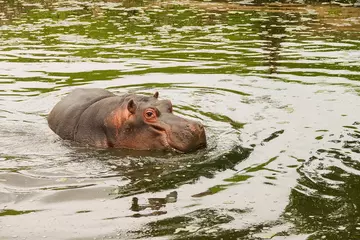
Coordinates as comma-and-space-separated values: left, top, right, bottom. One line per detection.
0, 0, 360, 239
284, 123, 360, 240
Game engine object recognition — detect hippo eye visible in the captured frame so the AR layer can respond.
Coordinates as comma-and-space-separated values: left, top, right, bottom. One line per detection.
144, 109, 157, 121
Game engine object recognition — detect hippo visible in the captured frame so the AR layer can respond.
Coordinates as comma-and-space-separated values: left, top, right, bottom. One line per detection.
47, 88, 206, 153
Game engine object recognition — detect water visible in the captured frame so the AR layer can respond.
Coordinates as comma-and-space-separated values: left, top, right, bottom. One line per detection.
0, 0, 360, 239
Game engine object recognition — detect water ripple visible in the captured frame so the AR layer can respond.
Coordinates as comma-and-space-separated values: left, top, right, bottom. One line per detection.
1, 0, 360, 239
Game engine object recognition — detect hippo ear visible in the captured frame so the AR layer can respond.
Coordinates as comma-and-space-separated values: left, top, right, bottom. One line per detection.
127, 99, 137, 114
153, 91, 159, 99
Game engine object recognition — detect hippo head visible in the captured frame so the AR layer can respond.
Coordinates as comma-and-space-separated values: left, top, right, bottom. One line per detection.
107, 92, 207, 153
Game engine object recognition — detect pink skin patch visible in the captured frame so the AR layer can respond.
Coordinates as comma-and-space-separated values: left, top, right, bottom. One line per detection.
104, 107, 131, 137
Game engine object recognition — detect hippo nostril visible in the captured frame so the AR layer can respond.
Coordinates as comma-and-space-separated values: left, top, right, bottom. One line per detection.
195, 122, 204, 131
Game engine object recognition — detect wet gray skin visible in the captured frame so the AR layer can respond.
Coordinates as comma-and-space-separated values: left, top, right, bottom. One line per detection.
48, 88, 206, 152
0, 0, 360, 240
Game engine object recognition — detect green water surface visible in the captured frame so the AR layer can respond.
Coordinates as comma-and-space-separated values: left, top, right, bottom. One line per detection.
0, 0, 360, 239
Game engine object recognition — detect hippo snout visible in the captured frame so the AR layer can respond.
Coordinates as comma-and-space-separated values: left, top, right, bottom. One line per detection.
188, 121, 204, 130
192, 122, 207, 149
188, 121, 206, 145
167, 119, 207, 153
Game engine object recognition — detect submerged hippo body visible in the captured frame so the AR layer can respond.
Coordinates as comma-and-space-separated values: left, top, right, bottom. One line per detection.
47, 88, 206, 153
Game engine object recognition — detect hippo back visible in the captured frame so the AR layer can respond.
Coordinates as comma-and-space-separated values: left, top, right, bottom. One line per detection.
47, 88, 114, 140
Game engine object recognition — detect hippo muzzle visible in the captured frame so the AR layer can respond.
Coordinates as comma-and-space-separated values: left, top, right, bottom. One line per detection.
151, 113, 206, 153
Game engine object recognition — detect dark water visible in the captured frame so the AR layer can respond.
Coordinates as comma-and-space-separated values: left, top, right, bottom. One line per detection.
0, 0, 360, 239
